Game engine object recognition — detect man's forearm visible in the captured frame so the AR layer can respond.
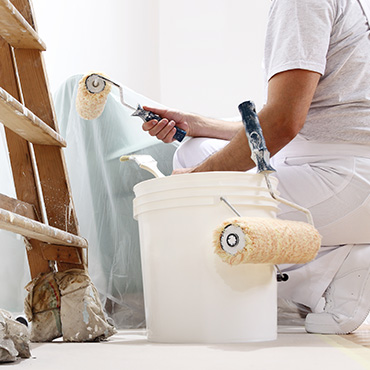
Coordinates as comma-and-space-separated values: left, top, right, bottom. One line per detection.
191, 106, 300, 173
192, 128, 256, 172
192, 115, 243, 141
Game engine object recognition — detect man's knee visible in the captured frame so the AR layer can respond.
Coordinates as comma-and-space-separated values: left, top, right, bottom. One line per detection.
173, 137, 229, 169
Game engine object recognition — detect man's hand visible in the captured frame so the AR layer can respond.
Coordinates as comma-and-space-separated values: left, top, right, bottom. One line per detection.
142, 106, 190, 143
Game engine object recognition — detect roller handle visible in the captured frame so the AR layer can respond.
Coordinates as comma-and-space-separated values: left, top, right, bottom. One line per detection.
144, 110, 187, 142
132, 105, 186, 142
238, 101, 275, 173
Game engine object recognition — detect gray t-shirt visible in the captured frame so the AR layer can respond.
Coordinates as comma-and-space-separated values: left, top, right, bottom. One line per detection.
264, 0, 370, 144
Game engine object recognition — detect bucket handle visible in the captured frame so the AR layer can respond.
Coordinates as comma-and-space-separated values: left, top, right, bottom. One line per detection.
220, 196, 241, 217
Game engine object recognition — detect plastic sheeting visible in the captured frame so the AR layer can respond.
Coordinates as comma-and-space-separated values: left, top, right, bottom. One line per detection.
54, 75, 177, 329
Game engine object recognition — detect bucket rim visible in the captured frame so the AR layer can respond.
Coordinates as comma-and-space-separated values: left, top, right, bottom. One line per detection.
133, 171, 278, 194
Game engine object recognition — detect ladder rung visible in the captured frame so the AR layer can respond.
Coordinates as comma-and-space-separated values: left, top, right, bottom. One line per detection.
0, 208, 88, 248
41, 244, 83, 265
0, 87, 66, 146
0, 193, 38, 220
0, 0, 46, 50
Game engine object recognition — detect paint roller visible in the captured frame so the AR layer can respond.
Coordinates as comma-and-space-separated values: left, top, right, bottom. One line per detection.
214, 101, 321, 276
75, 72, 187, 142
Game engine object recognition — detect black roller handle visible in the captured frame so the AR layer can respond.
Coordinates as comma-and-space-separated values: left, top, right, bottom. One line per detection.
238, 101, 275, 173
132, 105, 187, 142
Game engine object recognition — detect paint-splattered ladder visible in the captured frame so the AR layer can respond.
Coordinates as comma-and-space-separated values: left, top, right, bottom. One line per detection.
0, 0, 87, 278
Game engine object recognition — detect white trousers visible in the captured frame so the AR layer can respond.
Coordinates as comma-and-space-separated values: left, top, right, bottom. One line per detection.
173, 135, 370, 310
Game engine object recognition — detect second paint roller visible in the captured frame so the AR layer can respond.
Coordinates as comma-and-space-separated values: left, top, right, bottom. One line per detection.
214, 216, 321, 265
214, 101, 321, 267
75, 73, 187, 142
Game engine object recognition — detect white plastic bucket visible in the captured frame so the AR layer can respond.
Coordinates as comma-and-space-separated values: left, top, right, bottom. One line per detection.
133, 172, 280, 343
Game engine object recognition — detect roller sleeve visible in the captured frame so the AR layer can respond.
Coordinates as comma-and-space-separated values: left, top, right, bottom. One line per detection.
213, 217, 321, 265
75, 73, 112, 120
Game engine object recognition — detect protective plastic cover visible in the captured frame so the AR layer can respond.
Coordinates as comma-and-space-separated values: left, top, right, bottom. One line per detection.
54, 75, 177, 328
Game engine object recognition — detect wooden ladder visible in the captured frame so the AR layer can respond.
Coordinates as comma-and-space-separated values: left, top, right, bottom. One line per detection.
0, 0, 87, 279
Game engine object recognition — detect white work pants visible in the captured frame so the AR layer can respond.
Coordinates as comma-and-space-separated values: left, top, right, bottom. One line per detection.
173, 135, 370, 310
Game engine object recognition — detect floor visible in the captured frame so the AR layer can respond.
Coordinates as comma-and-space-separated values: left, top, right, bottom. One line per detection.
7, 325, 370, 370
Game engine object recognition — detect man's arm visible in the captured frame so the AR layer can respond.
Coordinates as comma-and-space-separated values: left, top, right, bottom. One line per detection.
142, 106, 242, 142
192, 69, 321, 172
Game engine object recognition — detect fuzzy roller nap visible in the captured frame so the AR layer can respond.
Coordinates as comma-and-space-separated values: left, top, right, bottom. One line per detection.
214, 217, 321, 265
75, 72, 112, 120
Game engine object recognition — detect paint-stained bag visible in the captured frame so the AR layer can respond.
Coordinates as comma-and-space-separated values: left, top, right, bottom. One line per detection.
24, 272, 62, 342
55, 269, 116, 342
25, 269, 116, 342
0, 309, 31, 363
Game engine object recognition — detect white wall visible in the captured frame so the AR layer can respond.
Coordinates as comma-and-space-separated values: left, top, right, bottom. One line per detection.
32, 0, 161, 100
32, 0, 270, 117
158, 0, 270, 117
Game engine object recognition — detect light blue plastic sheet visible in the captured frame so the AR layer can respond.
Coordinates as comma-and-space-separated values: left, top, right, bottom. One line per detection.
54, 75, 177, 328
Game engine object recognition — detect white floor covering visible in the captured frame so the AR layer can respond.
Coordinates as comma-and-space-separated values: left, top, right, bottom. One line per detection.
5, 326, 370, 370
